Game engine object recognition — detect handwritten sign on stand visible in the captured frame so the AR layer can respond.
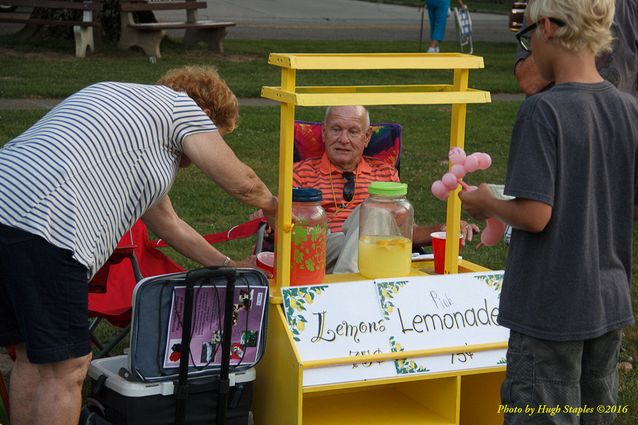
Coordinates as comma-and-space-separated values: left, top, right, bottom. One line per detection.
281, 281, 397, 385
376, 272, 508, 376
281, 271, 508, 387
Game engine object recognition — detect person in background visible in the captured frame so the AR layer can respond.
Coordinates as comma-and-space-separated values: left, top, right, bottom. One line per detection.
293, 105, 478, 273
460, 0, 637, 423
514, 0, 637, 96
0, 66, 277, 425
426, 0, 464, 53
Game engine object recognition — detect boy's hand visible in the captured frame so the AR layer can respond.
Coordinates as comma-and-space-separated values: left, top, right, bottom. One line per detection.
458, 183, 496, 220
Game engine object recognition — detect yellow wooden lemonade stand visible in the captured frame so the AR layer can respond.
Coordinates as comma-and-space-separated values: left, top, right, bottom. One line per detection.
253, 53, 507, 425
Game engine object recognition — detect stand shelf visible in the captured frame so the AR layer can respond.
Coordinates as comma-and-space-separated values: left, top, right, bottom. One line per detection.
303, 382, 458, 425
261, 85, 491, 106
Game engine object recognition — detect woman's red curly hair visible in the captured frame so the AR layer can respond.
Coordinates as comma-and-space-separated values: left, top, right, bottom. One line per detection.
157, 66, 238, 133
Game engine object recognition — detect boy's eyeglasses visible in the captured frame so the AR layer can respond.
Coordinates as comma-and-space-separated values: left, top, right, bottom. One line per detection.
343, 172, 355, 202
515, 17, 565, 52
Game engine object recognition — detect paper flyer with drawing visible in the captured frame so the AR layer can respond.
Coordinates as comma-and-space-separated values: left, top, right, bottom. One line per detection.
163, 285, 267, 369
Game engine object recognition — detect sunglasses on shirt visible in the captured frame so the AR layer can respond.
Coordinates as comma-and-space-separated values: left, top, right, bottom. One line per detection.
343, 172, 355, 202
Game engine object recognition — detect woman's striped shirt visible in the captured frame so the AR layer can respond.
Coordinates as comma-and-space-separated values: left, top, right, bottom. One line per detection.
0, 82, 216, 277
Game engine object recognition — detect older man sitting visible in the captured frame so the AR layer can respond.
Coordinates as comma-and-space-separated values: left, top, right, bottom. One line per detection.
293, 105, 479, 273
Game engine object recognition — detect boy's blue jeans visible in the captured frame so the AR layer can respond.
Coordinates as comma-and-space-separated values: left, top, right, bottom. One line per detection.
501, 330, 622, 425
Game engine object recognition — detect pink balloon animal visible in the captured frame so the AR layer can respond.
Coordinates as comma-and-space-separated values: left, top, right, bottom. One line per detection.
431, 148, 504, 246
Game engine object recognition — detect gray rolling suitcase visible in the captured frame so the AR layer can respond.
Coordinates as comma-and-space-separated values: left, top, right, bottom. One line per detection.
86, 267, 269, 425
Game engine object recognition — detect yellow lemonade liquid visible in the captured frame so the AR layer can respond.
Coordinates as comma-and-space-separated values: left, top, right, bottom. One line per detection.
358, 235, 412, 278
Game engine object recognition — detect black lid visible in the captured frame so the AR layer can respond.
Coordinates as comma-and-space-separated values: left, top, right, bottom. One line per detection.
292, 187, 322, 202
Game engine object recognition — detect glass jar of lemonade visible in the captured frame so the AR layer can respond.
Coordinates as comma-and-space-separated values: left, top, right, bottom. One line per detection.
290, 188, 327, 285
358, 182, 413, 278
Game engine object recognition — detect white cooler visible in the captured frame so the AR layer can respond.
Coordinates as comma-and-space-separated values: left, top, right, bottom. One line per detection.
87, 355, 255, 425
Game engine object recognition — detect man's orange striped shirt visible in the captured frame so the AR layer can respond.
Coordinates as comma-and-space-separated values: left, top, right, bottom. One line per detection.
293, 153, 400, 233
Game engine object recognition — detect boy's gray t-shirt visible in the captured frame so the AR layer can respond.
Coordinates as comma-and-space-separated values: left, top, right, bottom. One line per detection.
501, 81, 638, 341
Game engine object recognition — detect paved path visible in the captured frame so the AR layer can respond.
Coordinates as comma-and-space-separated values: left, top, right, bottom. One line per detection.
155, 0, 513, 43
0, 1, 513, 42
1, 1, 516, 45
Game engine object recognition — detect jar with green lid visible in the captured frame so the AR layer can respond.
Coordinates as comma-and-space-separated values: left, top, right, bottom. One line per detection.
358, 182, 414, 278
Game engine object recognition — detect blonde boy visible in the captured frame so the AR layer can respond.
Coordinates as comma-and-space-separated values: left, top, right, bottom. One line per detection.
460, 0, 638, 423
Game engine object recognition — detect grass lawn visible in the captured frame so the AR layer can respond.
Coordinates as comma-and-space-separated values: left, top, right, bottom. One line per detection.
0, 37, 521, 98
0, 35, 636, 422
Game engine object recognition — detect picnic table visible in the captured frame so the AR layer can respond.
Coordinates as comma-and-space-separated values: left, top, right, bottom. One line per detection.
119, 0, 236, 59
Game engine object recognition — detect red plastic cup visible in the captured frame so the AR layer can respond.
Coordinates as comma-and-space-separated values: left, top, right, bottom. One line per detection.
430, 232, 462, 274
256, 251, 275, 277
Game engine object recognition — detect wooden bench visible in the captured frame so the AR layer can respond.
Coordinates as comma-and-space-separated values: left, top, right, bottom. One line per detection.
119, 0, 236, 59
0, 0, 101, 58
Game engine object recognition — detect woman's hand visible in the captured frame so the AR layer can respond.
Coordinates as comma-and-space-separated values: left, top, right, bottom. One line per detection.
232, 255, 256, 269
249, 208, 275, 238
260, 198, 278, 232
233, 255, 274, 278
248, 209, 264, 221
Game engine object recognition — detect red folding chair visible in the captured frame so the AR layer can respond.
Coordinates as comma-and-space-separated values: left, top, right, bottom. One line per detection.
88, 218, 267, 358
87, 221, 180, 358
